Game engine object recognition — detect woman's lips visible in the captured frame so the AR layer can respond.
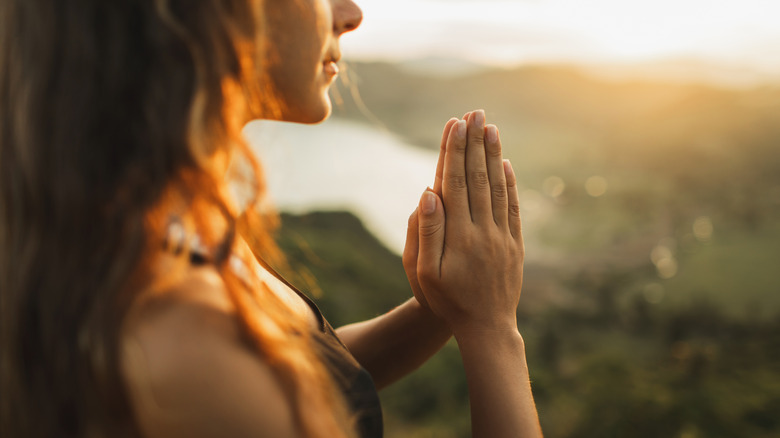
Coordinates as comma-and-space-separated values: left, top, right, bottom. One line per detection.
324, 61, 339, 78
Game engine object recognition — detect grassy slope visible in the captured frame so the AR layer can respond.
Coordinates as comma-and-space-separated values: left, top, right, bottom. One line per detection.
275, 211, 412, 327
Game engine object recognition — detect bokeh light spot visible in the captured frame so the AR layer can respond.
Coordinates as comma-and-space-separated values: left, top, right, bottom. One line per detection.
651, 239, 678, 279
693, 216, 714, 241
650, 245, 672, 266
585, 175, 608, 197
543, 176, 565, 198
656, 258, 678, 279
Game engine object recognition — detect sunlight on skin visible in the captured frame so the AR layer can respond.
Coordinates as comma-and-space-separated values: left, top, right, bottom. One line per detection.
343, 0, 780, 71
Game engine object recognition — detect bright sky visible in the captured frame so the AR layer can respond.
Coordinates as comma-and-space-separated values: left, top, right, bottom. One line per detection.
341, 0, 780, 76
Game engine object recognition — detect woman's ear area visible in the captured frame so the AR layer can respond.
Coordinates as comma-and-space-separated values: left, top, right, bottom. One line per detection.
331, 0, 363, 35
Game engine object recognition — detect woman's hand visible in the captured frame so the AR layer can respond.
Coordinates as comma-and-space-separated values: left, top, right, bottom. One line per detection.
404, 113, 542, 438
413, 110, 524, 336
402, 117, 458, 310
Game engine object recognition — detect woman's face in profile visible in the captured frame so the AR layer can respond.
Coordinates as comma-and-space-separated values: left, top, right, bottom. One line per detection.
262, 0, 362, 124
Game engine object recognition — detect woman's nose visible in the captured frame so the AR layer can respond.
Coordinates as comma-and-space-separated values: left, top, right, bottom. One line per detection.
332, 0, 363, 35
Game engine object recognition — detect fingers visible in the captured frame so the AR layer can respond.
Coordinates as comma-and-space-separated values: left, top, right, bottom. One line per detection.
504, 159, 522, 240
442, 119, 470, 224
485, 124, 508, 228
465, 110, 491, 224
434, 118, 458, 196
417, 190, 445, 280
403, 207, 430, 309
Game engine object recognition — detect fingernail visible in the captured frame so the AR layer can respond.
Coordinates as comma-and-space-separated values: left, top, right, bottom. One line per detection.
474, 110, 485, 127
503, 159, 514, 176
422, 191, 437, 215
486, 125, 498, 143
456, 120, 466, 138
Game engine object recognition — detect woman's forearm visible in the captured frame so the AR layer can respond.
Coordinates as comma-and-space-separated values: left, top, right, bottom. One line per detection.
456, 330, 543, 438
336, 298, 451, 390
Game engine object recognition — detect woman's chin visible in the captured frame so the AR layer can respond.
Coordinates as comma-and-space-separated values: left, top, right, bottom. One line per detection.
287, 98, 332, 125
300, 107, 331, 125
255, 91, 332, 124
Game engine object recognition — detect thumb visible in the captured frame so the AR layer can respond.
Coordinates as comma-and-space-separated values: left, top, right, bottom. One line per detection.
417, 189, 445, 281
402, 208, 430, 309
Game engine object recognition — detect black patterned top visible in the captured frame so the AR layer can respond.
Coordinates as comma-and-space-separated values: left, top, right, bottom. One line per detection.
261, 263, 384, 438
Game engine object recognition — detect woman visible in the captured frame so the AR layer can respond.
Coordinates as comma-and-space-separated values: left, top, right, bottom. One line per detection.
0, 0, 542, 437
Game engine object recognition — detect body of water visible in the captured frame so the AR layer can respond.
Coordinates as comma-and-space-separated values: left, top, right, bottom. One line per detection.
244, 119, 439, 255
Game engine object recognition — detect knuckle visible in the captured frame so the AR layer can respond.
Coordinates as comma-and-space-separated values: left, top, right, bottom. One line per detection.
419, 221, 442, 238
484, 233, 501, 250
517, 244, 526, 259
458, 231, 475, 248
447, 175, 467, 191
469, 171, 490, 188
509, 203, 521, 218
491, 182, 507, 199
469, 134, 485, 147
490, 229, 509, 246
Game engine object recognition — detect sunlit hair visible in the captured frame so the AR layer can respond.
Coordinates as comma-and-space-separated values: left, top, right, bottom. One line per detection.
0, 1, 353, 437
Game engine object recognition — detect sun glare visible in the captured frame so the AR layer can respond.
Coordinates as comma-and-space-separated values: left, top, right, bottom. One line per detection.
344, 0, 780, 77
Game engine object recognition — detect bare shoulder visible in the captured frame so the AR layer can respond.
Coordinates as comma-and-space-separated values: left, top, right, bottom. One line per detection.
121, 266, 299, 438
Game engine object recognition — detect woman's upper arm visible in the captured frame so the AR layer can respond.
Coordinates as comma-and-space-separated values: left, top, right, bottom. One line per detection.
121, 286, 300, 438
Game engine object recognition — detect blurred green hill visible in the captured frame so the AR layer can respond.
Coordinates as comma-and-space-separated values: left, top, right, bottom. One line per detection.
275, 211, 410, 326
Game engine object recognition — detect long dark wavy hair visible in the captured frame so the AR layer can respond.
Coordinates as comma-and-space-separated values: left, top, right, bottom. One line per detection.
0, 1, 352, 437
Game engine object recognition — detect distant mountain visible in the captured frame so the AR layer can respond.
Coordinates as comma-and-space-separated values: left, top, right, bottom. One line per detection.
334, 61, 780, 155
396, 56, 490, 78
582, 57, 780, 89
